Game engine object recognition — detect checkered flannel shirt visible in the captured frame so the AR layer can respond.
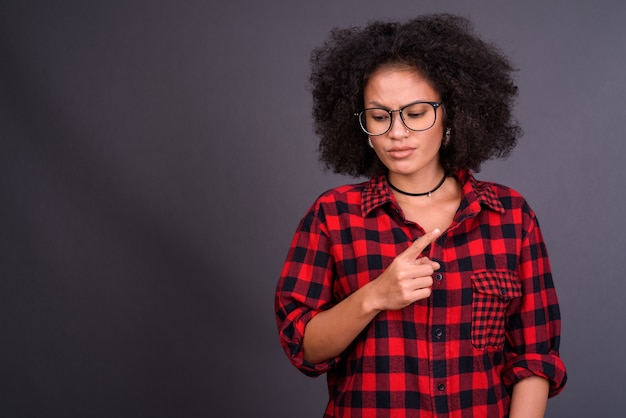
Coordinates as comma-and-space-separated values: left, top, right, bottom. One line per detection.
275, 169, 566, 417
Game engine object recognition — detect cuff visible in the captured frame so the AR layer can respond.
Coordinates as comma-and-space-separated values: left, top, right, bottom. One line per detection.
502, 351, 567, 397
278, 310, 341, 377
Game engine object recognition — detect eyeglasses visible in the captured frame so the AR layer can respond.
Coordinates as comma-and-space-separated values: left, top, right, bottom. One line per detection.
355, 101, 443, 136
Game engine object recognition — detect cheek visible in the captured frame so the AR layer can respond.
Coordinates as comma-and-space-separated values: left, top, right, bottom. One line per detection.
429, 129, 445, 146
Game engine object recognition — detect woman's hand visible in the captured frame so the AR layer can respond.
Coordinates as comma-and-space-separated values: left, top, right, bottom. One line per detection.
367, 228, 442, 312
302, 228, 441, 363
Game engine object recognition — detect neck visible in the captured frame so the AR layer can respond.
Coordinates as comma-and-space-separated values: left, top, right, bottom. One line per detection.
387, 172, 447, 197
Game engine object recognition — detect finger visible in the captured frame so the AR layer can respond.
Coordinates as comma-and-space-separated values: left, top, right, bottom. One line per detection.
415, 257, 441, 270
409, 274, 433, 290
410, 286, 433, 302
406, 260, 438, 274
401, 228, 441, 260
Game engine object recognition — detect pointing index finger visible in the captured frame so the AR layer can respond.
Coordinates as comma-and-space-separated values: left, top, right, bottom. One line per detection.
404, 228, 441, 260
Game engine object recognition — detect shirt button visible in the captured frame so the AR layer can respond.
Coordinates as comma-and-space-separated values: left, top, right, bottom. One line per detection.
438, 384, 445, 391
435, 273, 443, 281
435, 328, 443, 339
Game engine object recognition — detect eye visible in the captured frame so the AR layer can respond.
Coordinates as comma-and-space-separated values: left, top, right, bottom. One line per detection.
403, 103, 432, 119
366, 109, 390, 122
405, 111, 425, 119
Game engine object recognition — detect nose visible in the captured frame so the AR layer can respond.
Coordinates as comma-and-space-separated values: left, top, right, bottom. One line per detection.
388, 110, 408, 139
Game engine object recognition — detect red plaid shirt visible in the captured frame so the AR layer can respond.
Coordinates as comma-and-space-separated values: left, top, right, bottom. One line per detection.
275, 169, 566, 417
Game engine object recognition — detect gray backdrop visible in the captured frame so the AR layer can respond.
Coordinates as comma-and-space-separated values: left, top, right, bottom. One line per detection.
1, 0, 624, 417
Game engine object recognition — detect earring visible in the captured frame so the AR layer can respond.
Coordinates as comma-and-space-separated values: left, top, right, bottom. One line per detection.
368, 137, 374, 148
443, 127, 451, 146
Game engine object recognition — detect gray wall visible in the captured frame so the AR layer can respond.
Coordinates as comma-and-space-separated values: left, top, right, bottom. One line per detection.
1, 0, 624, 417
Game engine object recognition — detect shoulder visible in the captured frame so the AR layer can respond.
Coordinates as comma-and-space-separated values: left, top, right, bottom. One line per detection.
304, 181, 369, 221
472, 178, 540, 229
312, 180, 370, 207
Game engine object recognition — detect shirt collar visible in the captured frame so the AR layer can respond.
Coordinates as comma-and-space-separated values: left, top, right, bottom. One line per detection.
361, 175, 395, 217
361, 168, 505, 217
456, 168, 505, 216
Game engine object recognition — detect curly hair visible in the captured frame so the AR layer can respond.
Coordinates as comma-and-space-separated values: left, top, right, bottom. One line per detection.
310, 14, 521, 177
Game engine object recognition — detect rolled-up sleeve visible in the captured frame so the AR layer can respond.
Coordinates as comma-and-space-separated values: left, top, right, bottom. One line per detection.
502, 211, 567, 396
275, 202, 342, 376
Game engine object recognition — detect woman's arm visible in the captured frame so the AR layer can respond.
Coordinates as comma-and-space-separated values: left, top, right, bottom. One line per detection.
509, 375, 550, 418
302, 229, 441, 363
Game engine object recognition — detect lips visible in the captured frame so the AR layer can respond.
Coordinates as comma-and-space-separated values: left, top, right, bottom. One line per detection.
387, 147, 416, 159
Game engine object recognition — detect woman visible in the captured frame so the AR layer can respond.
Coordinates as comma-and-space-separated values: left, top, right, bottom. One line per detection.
275, 14, 566, 417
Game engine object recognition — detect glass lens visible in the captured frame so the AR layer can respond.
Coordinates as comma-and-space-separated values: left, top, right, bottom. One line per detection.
401, 102, 436, 131
360, 108, 392, 136
359, 103, 437, 135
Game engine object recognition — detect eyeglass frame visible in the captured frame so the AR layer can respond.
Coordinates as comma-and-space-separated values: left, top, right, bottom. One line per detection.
354, 101, 443, 136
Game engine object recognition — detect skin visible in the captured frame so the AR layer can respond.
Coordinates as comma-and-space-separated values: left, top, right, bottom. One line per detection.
364, 65, 461, 232
302, 65, 549, 416
364, 66, 447, 193
510, 376, 550, 418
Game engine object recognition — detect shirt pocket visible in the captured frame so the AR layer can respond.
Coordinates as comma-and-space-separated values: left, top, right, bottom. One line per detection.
470, 270, 522, 349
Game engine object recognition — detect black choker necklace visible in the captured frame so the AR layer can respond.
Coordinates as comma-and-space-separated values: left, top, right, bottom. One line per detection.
387, 173, 447, 197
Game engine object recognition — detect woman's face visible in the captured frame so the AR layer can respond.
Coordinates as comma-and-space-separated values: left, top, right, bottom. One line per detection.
363, 66, 445, 181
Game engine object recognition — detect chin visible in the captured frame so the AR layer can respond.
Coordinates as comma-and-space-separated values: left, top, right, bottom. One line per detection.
387, 161, 422, 175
